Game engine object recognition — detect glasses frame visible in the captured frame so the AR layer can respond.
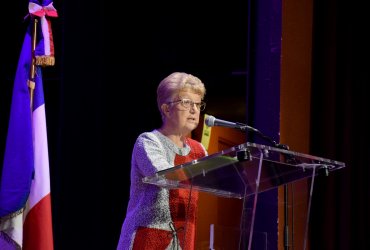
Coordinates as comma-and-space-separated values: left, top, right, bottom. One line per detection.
167, 98, 206, 111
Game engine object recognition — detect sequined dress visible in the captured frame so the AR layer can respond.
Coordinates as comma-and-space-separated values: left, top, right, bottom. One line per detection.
117, 129, 207, 250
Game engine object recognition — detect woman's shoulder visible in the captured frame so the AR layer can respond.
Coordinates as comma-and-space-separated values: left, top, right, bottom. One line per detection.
135, 130, 162, 144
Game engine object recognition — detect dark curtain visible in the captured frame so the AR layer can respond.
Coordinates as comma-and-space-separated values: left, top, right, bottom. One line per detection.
310, 0, 369, 249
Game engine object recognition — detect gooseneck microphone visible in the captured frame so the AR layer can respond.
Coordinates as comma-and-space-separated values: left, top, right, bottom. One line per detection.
205, 115, 259, 133
205, 115, 285, 148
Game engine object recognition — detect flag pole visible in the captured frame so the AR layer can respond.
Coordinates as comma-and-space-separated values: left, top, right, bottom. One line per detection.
28, 18, 38, 110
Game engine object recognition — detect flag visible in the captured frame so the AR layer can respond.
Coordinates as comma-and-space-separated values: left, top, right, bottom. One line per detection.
0, 1, 57, 249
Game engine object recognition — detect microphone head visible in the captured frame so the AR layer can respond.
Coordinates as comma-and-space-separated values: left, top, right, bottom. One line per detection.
205, 115, 216, 127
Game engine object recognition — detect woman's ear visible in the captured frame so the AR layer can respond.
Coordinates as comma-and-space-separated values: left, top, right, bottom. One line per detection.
161, 103, 170, 116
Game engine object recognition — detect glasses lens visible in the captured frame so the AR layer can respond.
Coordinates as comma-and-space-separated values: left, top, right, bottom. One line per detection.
175, 99, 206, 111
181, 99, 192, 109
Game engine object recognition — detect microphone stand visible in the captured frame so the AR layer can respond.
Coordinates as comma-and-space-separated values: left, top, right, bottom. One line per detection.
238, 123, 292, 250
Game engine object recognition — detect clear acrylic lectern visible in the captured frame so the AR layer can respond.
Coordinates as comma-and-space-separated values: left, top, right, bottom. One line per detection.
142, 142, 346, 250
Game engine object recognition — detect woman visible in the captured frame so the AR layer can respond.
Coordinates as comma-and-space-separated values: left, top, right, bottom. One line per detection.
117, 72, 207, 249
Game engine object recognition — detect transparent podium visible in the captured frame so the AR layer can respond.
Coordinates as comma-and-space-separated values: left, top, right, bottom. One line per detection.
143, 142, 346, 250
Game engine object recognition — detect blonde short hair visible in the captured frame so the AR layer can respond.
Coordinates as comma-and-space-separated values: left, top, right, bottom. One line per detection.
157, 72, 206, 113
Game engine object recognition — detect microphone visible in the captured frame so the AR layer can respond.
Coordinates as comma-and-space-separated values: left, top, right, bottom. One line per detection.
205, 115, 286, 149
205, 115, 259, 133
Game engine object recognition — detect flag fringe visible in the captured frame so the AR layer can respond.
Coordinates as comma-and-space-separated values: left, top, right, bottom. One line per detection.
0, 208, 24, 250
0, 231, 22, 250
0, 207, 24, 249
35, 56, 55, 66
0, 208, 24, 224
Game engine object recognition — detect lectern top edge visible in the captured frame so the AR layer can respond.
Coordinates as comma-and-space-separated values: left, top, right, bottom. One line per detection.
151, 141, 345, 177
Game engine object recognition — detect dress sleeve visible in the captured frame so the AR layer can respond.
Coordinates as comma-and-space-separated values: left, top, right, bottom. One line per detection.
132, 132, 173, 177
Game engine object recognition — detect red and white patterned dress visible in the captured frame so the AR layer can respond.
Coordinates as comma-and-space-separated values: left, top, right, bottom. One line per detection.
117, 129, 207, 250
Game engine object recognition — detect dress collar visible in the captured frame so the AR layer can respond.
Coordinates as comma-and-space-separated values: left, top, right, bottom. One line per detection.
154, 129, 190, 156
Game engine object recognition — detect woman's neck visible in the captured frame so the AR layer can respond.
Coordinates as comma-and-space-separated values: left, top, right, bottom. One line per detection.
158, 127, 187, 148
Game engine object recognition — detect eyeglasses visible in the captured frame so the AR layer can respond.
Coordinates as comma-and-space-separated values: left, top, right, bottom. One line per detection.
167, 98, 206, 111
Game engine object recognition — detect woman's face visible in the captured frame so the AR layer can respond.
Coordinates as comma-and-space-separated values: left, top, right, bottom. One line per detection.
163, 90, 203, 135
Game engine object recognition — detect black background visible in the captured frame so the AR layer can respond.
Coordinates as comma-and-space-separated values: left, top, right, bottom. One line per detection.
1, 1, 369, 249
